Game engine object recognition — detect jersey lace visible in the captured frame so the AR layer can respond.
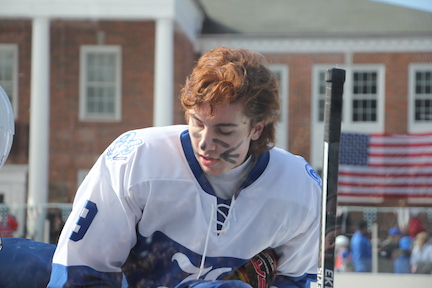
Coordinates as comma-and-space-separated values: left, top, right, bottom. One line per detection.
197, 196, 237, 278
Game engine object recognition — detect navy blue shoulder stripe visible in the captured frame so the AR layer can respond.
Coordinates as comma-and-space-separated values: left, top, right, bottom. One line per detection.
180, 130, 215, 195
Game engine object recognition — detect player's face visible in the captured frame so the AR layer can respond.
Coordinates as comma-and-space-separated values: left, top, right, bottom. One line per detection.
188, 102, 264, 176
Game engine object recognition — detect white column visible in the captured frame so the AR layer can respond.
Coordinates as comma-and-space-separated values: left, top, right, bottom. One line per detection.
27, 17, 50, 242
153, 18, 174, 127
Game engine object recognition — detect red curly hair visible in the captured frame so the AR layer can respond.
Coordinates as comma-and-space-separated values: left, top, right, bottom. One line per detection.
180, 47, 280, 156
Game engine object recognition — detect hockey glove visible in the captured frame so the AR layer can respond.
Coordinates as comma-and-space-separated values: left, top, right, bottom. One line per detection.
223, 248, 278, 288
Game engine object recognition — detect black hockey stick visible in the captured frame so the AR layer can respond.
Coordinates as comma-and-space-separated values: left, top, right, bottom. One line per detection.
317, 68, 345, 288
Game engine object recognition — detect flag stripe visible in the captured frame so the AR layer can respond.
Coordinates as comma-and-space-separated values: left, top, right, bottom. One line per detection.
339, 182, 432, 188
370, 141, 432, 147
338, 186, 432, 194
369, 153, 432, 157
339, 176, 432, 185
339, 171, 432, 177
338, 192, 432, 198
338, 165, 432, 174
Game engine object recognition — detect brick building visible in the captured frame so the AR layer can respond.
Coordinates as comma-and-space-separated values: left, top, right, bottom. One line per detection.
0, 0, 431, 239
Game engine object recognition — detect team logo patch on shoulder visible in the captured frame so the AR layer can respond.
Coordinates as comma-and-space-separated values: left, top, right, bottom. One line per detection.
106, 132, 143, 161
305, 163, 322, 188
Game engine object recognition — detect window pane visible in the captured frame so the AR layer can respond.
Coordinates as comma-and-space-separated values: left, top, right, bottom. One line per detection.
2, 84, 13, 99
87, 53, 116, 82
414, 70, 432, 122
272, 70, 281, 81
352, 99, 377, 121
318, 99, 325, 122
103, 86, 115, 113
319, 72, 326, 94
271, 69, 284, 122
0, 51, 13, 80
352, 71, 378, 122
415, 99, 432, 121
0, 49, 15, 105
318, 71, 326, 122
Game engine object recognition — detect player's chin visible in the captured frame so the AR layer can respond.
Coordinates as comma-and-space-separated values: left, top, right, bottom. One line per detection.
200, 163, 229, 176
201, 166, 223, 176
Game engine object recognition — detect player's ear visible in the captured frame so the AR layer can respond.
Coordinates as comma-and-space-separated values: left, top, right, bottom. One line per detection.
250, 121, 264, 141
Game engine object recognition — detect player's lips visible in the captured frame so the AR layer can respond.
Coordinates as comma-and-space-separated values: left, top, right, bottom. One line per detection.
199, 154, 219, 166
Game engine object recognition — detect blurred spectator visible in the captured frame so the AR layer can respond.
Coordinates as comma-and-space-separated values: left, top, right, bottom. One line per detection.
323, 221, 341, 272
408, 210, 425, 238
0, 213, 18, 238
335, 235, 354, 272
394, 236, 412, 274
410, 232, 432, 274
336, 206, 353, 236
378, 226, 403, 273
47, 209, 65, 244
351, 220, 372, 272
396, 205, 410, 233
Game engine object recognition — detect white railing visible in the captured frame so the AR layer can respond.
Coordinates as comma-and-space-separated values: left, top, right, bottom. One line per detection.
0, 203, 72, 243
1, 203, 431, 270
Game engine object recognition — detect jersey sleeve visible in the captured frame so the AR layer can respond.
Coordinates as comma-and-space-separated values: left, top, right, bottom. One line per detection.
48, 134, 144, 288
272, 161, 322, 288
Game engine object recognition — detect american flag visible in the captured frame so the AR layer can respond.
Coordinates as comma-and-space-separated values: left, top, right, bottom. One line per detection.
338, 132, 432, 198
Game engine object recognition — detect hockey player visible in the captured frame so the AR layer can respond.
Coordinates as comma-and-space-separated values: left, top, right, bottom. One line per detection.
47, 46, 322, 288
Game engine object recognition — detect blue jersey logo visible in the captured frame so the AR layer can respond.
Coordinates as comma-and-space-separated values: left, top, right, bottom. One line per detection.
106, 132, 143, 161
305, 163, 322, 188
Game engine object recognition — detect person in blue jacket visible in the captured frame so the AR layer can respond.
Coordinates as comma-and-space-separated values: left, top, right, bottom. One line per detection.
394, 236, 412, 274
350, 220, 372, 272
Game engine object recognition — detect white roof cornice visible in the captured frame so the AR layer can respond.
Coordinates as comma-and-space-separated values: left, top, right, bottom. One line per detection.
0, 0, 204, 41
195, 35, 432, 54
1, 0, 174, 19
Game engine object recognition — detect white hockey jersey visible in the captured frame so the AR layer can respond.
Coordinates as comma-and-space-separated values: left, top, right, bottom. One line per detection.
48, 125, 322, 288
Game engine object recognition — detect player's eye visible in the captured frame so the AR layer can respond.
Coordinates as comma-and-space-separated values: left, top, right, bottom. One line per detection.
191, 118, 204, 128
218, 129, 233, 136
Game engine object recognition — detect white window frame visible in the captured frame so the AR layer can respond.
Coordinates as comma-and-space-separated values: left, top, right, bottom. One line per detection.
79, 45, 122, 122
269, 64, 289, 150
408, 63, 432, 133
0, 44, 19, 119
311, 64, 385, 168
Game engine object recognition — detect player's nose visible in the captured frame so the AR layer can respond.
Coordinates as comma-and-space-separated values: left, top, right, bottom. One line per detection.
199, 129, 216, 152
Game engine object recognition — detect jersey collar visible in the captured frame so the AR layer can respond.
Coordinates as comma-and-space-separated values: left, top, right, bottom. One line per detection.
180, 129, 269, 198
